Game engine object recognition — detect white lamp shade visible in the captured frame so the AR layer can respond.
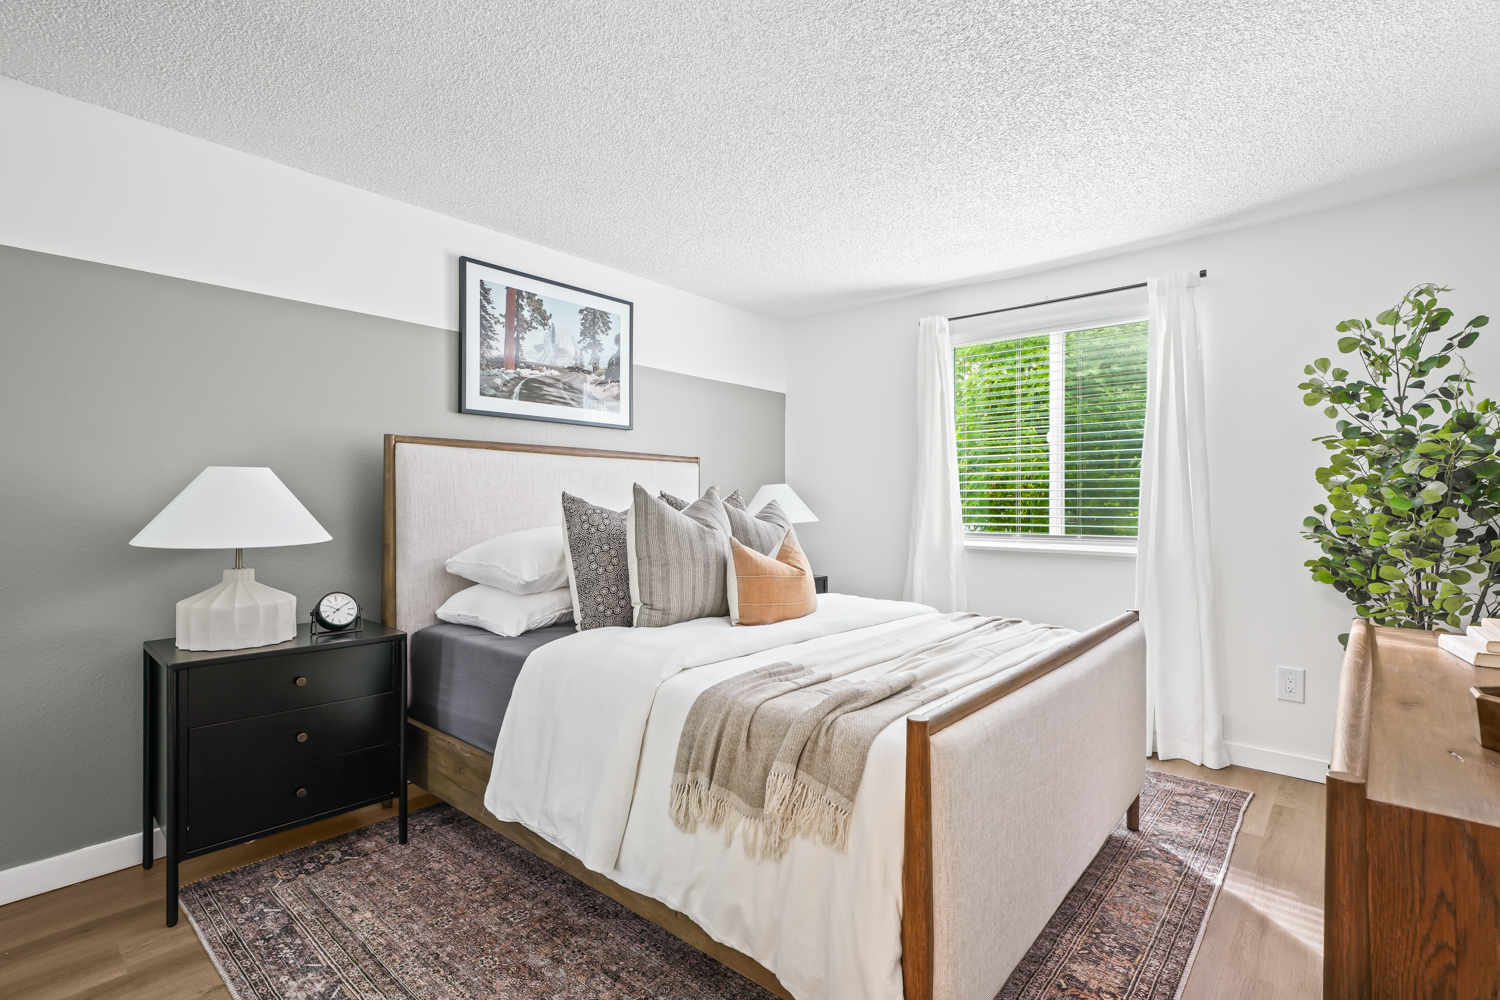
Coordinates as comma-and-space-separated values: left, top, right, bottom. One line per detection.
748, 483, 818, 523
130, 467, 331, 550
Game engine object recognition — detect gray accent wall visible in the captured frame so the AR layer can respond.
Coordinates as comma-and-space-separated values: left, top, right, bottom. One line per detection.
0, 244, 785, 872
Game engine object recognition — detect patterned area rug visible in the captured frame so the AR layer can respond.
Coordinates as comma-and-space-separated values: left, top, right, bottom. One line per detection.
997, 770, 1252, 1000
181, 769, 1248, 1000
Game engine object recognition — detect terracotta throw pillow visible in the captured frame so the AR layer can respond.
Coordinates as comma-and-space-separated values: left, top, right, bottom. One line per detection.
727, 529, 818, 626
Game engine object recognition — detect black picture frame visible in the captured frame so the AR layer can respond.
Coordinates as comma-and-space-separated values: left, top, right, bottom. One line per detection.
458, 256, 634, 429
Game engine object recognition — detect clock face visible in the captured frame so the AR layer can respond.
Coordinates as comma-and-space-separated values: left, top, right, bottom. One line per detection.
316, 592, 359, 629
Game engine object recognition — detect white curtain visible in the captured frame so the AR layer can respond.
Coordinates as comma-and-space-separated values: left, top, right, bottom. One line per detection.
904, 316, 968, 612
1137, 273, 1229, 768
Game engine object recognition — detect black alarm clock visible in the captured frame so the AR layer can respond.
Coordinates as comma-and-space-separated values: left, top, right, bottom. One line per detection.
311, 591, 362, 635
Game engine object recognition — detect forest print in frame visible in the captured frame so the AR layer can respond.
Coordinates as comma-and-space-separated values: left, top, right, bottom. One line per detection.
459, 256, 633, 429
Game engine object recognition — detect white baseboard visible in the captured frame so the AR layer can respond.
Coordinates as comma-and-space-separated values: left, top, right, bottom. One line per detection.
0, 827, 166, 907
1225, 741, 1329, 784
0, 745, 1328, 908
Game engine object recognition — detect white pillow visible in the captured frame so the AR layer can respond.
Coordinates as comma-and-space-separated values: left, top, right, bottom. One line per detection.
435, 584, 574, 637
445, 526, 569, 594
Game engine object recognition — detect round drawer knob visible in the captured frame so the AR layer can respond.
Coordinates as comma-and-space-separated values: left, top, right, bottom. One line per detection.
294, 676, 308, 687
296, 732, 309, 743
296, 788, 308, 799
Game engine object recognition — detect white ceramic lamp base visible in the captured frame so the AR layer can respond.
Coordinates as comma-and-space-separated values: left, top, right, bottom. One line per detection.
175, 568, 297, 651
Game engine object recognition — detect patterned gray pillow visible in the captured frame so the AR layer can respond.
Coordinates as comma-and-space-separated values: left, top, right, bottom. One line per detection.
661, 487, 746, 511
560, 492, 633, 630
725, 498, 790, 555
629, 484, 732, 627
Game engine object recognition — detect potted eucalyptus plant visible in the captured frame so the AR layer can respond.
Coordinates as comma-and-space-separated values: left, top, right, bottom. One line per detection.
1299, 285, 1495, 644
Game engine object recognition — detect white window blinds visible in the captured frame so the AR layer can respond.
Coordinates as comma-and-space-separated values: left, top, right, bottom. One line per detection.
954, 320, 1148, 537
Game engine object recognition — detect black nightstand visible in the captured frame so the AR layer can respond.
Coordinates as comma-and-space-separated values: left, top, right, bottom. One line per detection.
142, 622, 408, 925
814, 575, 828, 594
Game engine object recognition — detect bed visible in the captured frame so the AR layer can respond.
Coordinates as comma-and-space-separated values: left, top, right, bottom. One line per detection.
383, 433, 1147, 1000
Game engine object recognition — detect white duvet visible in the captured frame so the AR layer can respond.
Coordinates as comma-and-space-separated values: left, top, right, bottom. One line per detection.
485, 594, 940, 1000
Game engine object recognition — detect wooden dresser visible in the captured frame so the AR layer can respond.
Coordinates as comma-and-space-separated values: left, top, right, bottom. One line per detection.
1326, 620, 1500, 999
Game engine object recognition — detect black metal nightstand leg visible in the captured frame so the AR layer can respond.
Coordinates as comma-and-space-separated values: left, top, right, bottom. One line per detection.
398, 637, 408, 844
142, 653, 153, 870
166, 854, 178, 927
399, 785, 408, 844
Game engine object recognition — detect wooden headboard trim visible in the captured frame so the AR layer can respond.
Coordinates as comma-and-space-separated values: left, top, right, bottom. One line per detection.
381, 434, 700, 628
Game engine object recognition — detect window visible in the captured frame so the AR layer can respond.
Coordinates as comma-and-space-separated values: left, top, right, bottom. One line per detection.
954, 320, 1147, 540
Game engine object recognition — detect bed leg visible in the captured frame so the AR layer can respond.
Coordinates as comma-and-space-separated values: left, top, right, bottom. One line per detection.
1126, 794, 1140, 831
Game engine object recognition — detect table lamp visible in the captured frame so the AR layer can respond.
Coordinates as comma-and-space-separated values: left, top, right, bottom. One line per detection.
130, 467, 332, 651
747, 484, 818, 523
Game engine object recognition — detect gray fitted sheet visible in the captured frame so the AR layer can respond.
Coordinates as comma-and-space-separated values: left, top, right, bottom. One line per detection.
409, 622, 574, 753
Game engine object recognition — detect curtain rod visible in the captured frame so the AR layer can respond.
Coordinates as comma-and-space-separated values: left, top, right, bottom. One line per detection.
947, 269, 1208, 323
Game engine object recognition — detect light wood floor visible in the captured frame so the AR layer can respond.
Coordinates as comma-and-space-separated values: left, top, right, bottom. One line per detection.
1152, 758, 1325, 1000
2, 761, 1324, 1000
0, 792, 440, 1000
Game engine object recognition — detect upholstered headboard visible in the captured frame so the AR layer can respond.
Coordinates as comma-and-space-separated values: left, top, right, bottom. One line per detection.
382, 435, 699, 635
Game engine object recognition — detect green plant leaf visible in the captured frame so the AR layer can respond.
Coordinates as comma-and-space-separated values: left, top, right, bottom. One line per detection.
1337, 336, 1361, 353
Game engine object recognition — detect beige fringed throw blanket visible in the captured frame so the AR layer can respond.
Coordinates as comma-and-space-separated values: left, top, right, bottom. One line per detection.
669, 613, 1076, 859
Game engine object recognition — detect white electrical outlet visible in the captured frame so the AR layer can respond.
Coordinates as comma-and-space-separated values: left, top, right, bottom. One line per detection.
1277, 666, 1305, 703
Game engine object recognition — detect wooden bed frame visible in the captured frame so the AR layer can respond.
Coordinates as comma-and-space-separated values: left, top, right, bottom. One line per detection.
382, 433, 1142, 1000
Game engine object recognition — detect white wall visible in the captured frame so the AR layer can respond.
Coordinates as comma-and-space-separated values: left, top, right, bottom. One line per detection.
0, 76, 788, 392
788, 169, 1500, 780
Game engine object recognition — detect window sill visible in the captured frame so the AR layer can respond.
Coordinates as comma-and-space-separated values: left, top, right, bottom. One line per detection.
963, 534, 1138, 558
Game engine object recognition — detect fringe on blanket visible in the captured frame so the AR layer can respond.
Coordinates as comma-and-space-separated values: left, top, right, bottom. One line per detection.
670, 764, 855, 860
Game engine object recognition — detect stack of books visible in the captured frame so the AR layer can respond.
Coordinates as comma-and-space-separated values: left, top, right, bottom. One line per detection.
1437, 620, 1500, 667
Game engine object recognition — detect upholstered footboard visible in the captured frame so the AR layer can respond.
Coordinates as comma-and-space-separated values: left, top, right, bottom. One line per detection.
903, 614, 1146, 1000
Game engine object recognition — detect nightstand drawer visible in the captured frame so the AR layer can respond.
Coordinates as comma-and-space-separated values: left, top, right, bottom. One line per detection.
188, 693, 395, 788
188, 642, 394, 726
187, 744, 399, 852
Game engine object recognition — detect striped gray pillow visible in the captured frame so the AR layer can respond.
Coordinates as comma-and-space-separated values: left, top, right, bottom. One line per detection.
629, 484, 732, 627
725, 499, 789, 556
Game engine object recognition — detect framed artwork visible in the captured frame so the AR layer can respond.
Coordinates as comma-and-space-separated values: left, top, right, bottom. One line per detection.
459, 256, 634, 429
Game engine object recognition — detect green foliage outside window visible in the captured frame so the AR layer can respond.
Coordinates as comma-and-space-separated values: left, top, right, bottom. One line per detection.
955, 334, 1050, 533
1064, 324, 1148, 536
954, 321, 1147, 537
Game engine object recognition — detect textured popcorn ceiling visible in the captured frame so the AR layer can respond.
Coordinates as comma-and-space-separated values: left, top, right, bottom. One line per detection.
2, 2, 1499, 319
